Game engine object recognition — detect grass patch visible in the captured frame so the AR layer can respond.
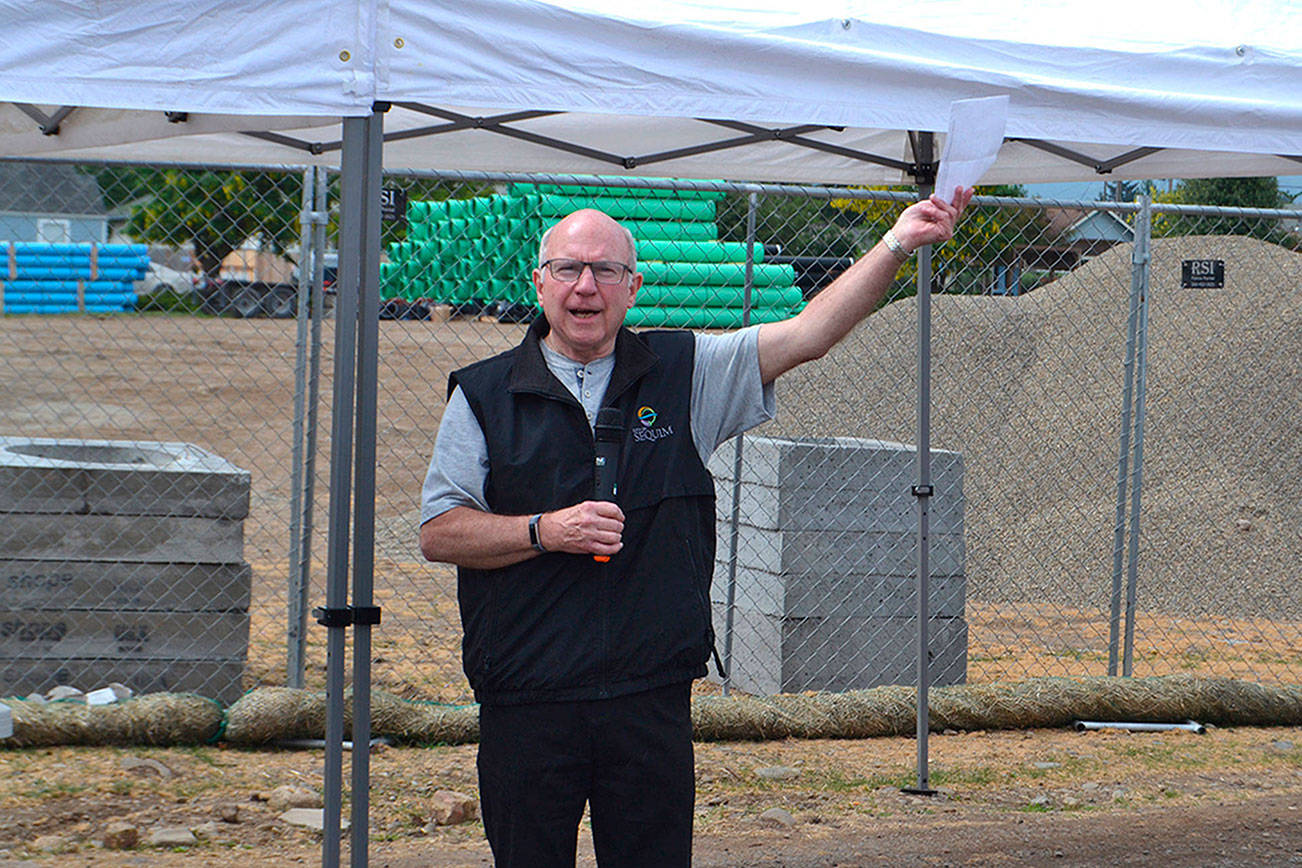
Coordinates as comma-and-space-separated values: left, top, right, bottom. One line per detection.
803, 768, 915, 792
20, 779, 90, 800
931, 766, 1000, 786
134, 289, 202, 314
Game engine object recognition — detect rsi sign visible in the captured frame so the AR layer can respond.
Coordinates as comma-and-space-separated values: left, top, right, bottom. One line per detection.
1181, 259, 1224, 289
380, 186, 408, 224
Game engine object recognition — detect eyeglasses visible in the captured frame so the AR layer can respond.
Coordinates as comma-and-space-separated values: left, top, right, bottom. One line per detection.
540, 258, 633, 285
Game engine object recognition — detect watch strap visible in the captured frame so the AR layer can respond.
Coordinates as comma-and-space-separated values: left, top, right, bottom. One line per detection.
528, 513, 546, 552
882, 228, 912, 262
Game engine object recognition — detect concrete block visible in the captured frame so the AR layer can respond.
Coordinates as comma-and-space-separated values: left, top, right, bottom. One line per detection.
715, 520, 966, 577
1, 560, 252, 611
708, 435, 967, 694
0, 611, 250, 659
0, 514, 244, 563
710, 436, 963, 492
0, 658, 247, 706
711, 604, 967, 695
0, 438, 251, 705
0, 436, 249, 518
711, 565, 966, 619
715, 477, 964, 534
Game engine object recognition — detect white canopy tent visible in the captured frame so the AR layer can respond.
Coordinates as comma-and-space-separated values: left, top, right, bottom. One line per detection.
4, 0, 1299, 182
3, 2, 1300, 864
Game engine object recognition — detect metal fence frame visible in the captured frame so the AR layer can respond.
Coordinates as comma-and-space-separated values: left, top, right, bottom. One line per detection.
2, 149, 1298, 865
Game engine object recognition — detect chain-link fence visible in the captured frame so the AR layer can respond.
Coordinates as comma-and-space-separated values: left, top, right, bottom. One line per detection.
1, 162, 1298, 708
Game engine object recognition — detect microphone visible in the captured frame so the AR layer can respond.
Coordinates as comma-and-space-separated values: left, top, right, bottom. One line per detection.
592, 407, 624, 562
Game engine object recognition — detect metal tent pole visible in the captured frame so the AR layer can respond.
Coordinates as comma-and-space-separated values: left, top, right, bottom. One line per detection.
1122, 195, 1153, 677
319, 116, 368, 868
1108, 202, 1144, 676
906, 133, 937, 796
721, 191, 759, 696
349, 105, 385, 868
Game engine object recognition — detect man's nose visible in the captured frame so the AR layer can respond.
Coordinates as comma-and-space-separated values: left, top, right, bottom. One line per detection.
573, 264, 600, 290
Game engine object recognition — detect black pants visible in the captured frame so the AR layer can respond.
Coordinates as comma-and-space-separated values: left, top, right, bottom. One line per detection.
476, 681, 694, 868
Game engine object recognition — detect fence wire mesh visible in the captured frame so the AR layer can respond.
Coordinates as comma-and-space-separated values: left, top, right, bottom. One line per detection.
0, 162, 1297, 709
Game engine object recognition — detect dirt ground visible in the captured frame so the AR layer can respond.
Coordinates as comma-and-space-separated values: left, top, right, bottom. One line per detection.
0, 724, 1299, 865
2, 312, 1300, 864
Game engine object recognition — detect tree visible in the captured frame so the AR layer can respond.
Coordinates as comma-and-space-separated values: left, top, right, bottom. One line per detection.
825, 184, 1047, 298
1151, 177, 1292, 244
715, 190, 863, 259
93, 167, 303, 281
1098, 179, 1158, 203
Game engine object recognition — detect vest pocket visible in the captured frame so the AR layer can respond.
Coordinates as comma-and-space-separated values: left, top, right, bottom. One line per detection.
465, 577, 501, 682
684, 535, 719, 665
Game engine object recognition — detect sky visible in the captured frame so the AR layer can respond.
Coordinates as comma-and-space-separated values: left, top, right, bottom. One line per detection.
1025, 176, 1302, 204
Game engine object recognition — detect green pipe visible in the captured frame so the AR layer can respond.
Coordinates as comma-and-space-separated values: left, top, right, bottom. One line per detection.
625, 306, 795, 329
638, 262, 792, 287
637, 240, 764, 263
535, 194, 715, 222
626, 221, 718, 242
635, 285, 803, 309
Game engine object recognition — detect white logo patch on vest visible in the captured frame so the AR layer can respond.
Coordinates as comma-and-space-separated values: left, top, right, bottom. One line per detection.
632, 404, 675, 443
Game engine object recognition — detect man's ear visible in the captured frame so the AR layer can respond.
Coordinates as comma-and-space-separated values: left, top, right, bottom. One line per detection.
532, 268, 545, 304
626, 271, 643, 308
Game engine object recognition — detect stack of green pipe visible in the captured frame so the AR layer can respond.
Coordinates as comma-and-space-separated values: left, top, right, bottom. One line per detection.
386, 181, 801, 328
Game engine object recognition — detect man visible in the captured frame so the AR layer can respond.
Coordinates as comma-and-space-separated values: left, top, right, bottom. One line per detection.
420, 187, 972, 867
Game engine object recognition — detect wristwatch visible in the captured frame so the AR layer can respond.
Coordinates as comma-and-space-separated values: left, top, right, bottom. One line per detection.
882, 229, 912, 263
528, 513, 547, 553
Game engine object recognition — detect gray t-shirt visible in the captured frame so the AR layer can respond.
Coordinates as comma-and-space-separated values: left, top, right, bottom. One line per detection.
420, 326, 775, 523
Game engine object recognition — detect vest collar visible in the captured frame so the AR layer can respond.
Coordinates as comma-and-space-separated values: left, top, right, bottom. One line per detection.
510, 315, 660, 405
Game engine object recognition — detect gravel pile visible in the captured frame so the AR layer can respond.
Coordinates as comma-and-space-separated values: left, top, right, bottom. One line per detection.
767, 235, 1300, 618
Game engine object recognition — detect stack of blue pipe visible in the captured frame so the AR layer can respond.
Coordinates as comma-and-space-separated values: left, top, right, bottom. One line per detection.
1, 243, 147, 314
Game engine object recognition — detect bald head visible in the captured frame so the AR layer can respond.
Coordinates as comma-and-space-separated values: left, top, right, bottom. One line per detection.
538, 209, 637, 268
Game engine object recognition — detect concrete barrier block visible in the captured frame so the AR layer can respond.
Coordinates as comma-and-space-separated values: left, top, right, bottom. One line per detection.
712, 565, 966, 619
711, 604, 967, 695
715, 521, 966, 577
0, 436, 250, 518
712, 437, 963, 532
1, 561, 252, 611
0, 611, 250, 660
709, 434, 968, 694
1, 514, 244, 563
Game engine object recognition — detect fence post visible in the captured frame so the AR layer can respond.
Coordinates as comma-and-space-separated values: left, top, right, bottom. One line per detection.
287, 166, 317, 688
721, 191, 759, 696
1109, 201, 1143, 676
908, 133, 937, 795
1122, 194, 1153, 677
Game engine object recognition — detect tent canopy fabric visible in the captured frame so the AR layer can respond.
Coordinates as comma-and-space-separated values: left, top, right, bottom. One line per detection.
2, 0, 1299, 183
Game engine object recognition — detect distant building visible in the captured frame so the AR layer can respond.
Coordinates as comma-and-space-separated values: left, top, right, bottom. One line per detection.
984, 208, 1135, 296
0, 161, 109, 244
1020, 208, 1134, 274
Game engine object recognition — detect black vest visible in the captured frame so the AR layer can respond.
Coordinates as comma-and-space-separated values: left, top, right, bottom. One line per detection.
449, 318, 717, 705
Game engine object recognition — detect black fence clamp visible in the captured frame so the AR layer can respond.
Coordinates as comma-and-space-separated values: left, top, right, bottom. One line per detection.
313, 605, 383, 628
911, 484, 934, 498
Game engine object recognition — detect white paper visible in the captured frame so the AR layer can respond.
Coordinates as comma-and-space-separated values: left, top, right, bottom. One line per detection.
934, 96, 1009, 200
